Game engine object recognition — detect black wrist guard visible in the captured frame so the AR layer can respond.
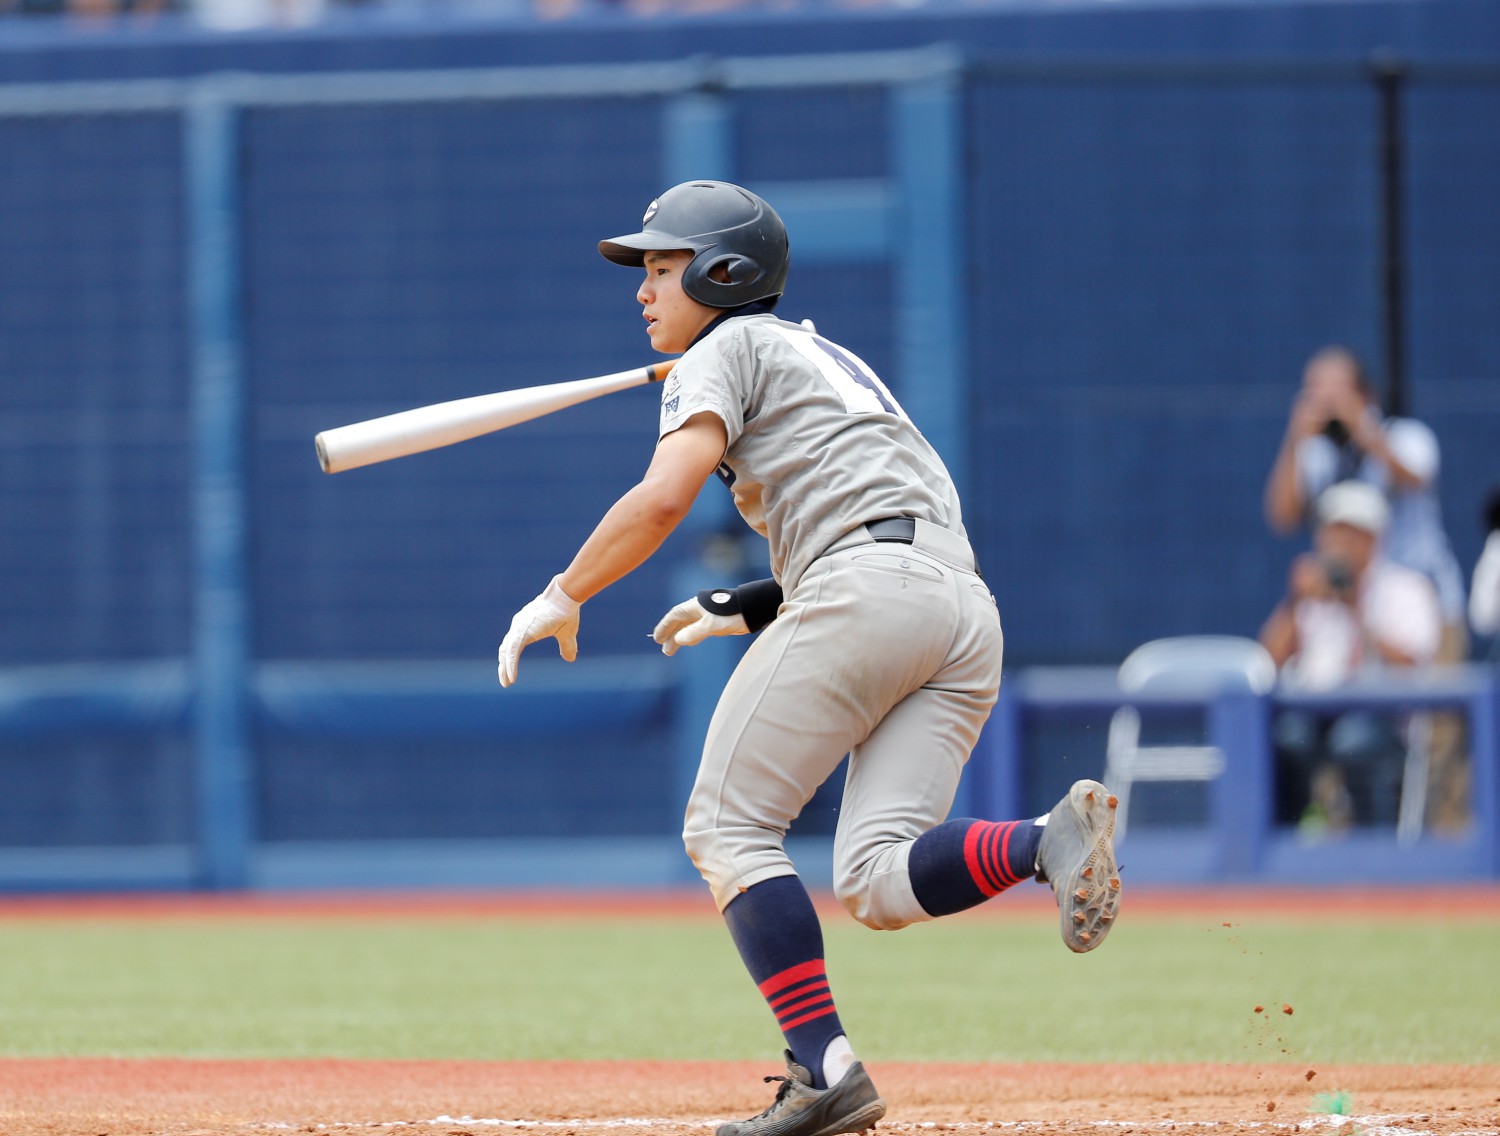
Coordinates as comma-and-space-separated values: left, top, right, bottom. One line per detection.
737, 577, 784, 631
696, 577, 784, 633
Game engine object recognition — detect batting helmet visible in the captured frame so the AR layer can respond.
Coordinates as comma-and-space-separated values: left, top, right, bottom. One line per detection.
599, 181, 789, 309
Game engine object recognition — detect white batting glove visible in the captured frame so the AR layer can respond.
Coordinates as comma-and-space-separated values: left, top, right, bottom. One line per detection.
498, 575, 581, 688
652, 593, 749, 657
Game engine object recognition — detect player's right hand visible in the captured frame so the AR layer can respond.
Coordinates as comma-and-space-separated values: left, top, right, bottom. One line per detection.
498, 575, 581, 687
652, 595, 749, 657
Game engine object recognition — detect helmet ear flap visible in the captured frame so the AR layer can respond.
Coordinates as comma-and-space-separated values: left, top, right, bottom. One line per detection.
684, 252, 764, 306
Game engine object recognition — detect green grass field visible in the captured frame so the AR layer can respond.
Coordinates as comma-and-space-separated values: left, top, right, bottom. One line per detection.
2, 908, 1496, 1065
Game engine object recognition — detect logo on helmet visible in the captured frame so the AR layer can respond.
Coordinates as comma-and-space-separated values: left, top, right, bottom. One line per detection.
643, 199, 659, 225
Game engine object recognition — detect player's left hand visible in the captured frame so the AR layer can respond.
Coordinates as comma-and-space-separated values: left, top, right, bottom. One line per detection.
652, 595, 749, 656
498, 576, 581, 687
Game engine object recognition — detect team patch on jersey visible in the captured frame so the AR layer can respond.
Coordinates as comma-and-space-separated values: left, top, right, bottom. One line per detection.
663, 395, 681, 415
716, 461, 736, 487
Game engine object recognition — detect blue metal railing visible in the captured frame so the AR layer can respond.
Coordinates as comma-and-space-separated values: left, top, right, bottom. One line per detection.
977, 664, 1500, 883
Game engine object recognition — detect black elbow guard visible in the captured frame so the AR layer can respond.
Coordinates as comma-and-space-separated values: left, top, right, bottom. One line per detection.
696, 577, 784, 633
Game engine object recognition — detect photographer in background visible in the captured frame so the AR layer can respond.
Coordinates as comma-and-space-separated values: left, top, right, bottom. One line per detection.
1264, 345, 1466, 658
1260, 480, 1441, 831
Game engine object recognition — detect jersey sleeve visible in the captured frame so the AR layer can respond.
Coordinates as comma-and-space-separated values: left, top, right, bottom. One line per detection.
1295, 435, 1337, 504
1383, 417, 1440, 486
658, 328, 751, 446
1366, 565, 1442, 664
1470, 530, 1500, 636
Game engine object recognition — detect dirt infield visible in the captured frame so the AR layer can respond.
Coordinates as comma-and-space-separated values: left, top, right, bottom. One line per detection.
2, 1057, 1497, 1136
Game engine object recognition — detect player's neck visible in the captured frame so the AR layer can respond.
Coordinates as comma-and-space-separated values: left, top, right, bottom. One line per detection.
689, 300, 778, 348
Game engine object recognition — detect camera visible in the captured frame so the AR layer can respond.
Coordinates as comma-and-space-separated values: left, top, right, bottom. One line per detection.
1322, 557, 1355, 598
1321, 419, 1351, 446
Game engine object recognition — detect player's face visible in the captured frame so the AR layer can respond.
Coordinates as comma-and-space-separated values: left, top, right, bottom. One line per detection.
638, 250, 716, 354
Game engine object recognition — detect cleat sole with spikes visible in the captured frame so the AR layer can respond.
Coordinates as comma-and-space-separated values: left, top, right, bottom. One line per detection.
1034, 779, 1122, 953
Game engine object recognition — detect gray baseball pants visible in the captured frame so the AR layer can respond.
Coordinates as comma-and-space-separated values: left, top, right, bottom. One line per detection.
682, 518, 1003, 931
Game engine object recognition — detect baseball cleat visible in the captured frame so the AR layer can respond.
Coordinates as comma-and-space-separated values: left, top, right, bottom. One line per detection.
717, 1051, 886, 1136
1034, 779, 1121, 953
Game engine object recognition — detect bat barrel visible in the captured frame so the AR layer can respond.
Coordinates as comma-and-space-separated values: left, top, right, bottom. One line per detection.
314, 361, 675, 474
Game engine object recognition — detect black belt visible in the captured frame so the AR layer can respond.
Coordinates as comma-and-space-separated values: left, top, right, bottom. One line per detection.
866, 517, 916, 544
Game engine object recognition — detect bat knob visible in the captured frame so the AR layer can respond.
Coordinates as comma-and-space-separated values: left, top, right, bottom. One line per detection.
315, 433, 333, 473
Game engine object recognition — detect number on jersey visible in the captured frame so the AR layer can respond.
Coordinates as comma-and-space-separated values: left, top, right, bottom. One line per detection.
775, 326, 908, 419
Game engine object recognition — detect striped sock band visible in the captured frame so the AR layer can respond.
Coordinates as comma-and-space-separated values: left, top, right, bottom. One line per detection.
760, 958, 838, 1033
964, 819, 1029, 896
909, 816, 1042, 918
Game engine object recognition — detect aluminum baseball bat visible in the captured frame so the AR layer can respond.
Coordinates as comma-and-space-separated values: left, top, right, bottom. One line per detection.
315, 360, 676, 474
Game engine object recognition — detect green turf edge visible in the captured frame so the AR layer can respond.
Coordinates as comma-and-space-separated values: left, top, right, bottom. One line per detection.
1, 915, 1495, 1063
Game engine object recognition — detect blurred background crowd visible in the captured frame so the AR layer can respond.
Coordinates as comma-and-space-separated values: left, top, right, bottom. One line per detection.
1, 0, 899, 30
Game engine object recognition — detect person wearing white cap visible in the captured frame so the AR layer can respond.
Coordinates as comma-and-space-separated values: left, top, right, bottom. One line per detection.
1264, 345, 1466, 654
1259, 479, 1442, 829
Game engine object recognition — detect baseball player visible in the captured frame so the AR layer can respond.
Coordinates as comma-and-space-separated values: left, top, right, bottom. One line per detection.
498, 181, 1121, 1136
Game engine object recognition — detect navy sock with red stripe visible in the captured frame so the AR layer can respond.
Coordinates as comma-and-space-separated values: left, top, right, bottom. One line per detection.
908, 817, 1043, 917
723, 874, 845, 1089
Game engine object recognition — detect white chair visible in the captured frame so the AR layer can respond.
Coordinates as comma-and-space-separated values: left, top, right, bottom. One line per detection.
1103, 636, 1278, 841
1395, 711, 1432, 846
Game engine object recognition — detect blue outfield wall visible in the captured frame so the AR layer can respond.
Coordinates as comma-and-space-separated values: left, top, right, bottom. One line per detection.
1, 0, 1498, 889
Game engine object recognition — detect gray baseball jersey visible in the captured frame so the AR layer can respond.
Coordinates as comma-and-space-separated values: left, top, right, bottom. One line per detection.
660, 314, 967, 592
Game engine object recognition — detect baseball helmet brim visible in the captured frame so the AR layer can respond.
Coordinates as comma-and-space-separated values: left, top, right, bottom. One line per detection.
598, 231, 709, 267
